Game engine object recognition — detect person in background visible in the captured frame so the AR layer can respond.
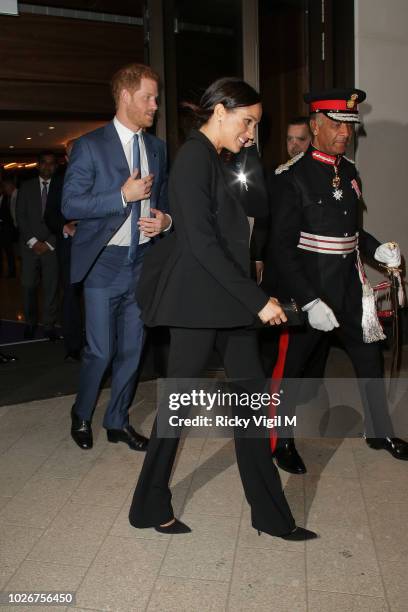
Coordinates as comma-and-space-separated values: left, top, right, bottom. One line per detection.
16, 151, 59, 341
252, 116, 311, 283
44, 139, 83, 362
0, 177, 19, 363
0, 179, 17, 278
286, 116, 311, 159
2, 178, 18, 228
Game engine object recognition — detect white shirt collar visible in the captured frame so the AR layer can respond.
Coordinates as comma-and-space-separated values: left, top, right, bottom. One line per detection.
39, 176, 50, 186
113, 116, 142, 146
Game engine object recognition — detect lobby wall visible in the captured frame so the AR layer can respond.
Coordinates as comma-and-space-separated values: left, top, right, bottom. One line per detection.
355, 0, 408, 276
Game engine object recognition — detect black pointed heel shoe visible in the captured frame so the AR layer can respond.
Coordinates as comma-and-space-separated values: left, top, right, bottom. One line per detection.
154, 519, 192, 534
257, 526, 318, 541
280, 526, 319, 541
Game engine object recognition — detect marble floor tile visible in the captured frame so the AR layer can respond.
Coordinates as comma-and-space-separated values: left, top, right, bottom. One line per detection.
228, 546, 306, 611
304, 475, 367, 526
2, 375, 407, 611
0, 477, 80, 528
308, 590, 389, 611
183, 464, 244, 518
68, 457, 138, 508
147, 576, 229, 611
306, 530, 384, 597
378, 558, 408, 612
365, 501, 408, 564
0, 449, 48, 497
75, 536, 167, 612
6, 559, 87, 594
0, 524, 43, 589
160, 515, 240, 582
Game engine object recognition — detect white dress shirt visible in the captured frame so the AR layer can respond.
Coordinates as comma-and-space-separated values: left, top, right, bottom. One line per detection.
108, 116, 151, 246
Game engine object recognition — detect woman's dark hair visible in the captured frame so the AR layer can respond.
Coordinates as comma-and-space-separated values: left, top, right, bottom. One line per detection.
181, 77, 261, 127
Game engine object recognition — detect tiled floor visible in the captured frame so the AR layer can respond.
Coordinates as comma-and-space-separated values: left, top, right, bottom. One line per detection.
1, 349, 408, 611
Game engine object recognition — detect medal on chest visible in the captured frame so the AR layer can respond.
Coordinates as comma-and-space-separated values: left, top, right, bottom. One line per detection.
332, 165, 343, 201
312, 149, 343, 201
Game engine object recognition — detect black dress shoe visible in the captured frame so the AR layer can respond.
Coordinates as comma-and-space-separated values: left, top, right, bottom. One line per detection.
23, 324, 36, 340
71, 406, 93, 450
64, 350, 81, 363
257, 526, 319, 541
106, 425, 149, 451
366, 437, 408, 460
274, 440, 307, 474
154, 519, 191, 534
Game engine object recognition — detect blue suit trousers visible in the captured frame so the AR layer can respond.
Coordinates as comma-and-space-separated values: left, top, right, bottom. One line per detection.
75, 244, 148, 429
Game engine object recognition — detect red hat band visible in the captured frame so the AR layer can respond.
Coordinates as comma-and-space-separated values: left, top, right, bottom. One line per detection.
310, 99, 357, 112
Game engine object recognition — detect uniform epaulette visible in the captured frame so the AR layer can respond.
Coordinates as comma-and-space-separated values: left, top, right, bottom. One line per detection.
343, 155, 355, 164
275, 151, 304, 174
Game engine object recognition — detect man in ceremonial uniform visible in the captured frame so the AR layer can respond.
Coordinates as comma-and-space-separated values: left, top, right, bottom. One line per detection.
262, 88, 408, 473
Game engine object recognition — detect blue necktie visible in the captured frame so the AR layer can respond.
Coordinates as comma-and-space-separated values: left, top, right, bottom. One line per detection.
128, 133, 141, 262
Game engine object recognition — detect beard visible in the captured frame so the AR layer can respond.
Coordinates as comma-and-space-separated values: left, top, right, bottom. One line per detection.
127, 108, 155, 129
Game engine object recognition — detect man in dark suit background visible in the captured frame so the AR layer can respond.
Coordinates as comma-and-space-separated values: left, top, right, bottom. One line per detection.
0, 179, 18, 278
16, 151, 59, 340
62, 63, 170, 451
44, 139, 83, 362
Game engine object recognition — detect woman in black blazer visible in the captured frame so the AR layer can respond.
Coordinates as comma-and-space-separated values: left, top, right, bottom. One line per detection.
129, 78, 317, 541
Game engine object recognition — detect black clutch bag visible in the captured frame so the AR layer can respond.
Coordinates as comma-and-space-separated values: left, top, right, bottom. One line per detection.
281, 299, 305, 326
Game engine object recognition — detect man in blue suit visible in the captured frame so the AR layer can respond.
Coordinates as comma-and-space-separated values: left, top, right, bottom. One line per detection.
62, 63, 170, 451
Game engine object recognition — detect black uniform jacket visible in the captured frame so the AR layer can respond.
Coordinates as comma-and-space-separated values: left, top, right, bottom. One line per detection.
137, 130, 269, 328
261, 146, 380, 314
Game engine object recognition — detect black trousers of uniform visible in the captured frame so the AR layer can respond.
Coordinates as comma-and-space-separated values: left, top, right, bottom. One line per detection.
274, 312, 394, 443
129, 327, 295, 537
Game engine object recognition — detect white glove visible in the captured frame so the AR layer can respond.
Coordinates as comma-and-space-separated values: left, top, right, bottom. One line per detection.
374, 242, 401, 268
306, 299, 339, 332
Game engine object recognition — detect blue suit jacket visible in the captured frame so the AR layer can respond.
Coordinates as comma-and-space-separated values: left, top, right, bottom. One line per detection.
62, 120, 168, 283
